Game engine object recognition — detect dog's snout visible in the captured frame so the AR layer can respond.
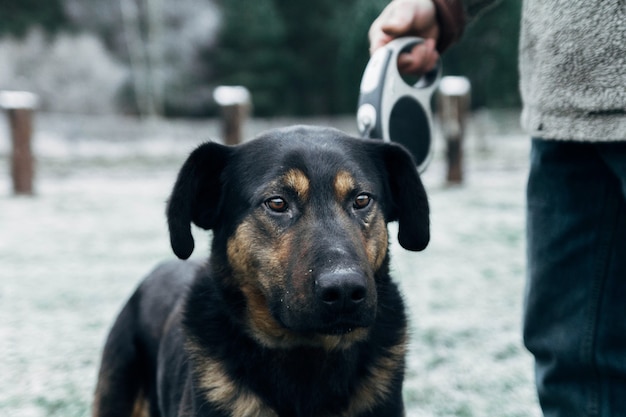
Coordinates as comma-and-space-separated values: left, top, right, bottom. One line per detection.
316, 270, 367, 313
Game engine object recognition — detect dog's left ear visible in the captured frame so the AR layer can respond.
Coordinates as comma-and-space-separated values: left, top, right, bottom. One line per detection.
167, 142, 232, 260
379, 142, 430, 251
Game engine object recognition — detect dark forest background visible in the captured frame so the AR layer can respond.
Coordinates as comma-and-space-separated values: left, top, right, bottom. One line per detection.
0, 0, 521, 117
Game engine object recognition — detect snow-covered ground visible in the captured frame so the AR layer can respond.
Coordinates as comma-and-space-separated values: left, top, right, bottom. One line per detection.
0, 111, 541, 416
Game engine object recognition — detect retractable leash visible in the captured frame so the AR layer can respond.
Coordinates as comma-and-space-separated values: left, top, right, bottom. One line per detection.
357, 37, 441, 172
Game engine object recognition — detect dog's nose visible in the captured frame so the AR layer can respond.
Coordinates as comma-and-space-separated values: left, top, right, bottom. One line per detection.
316, 270, 367, 314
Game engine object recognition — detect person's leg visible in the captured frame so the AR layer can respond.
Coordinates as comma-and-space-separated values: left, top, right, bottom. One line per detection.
524, 139, 626, 417
594, 142, 626, 416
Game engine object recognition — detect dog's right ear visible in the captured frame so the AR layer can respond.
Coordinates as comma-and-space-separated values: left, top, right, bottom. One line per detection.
378, 142, 430, 252
166, 142, 232, 260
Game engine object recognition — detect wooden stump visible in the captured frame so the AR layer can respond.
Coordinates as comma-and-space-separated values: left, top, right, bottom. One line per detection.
213, 86, 251, 146
0, 91, 39, 195
437, 77, 471, 184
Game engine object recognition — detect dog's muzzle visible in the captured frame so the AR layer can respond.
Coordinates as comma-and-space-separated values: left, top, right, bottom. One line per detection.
313, 268, 376, 334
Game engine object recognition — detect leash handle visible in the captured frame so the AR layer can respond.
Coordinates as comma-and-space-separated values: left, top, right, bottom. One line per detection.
357, 37, 441, 172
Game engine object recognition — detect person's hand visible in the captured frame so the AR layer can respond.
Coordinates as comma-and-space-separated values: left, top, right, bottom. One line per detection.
369, 0, 440, 74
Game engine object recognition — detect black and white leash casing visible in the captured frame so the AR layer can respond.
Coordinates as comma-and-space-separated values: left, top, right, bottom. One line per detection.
357, 37, 441, 172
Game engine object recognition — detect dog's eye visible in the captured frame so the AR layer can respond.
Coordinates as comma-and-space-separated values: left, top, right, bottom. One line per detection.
266, 197, 288, 212
354, 193, 371, 209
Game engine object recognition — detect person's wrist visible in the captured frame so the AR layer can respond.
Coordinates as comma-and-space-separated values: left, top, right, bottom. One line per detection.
430, 0, 466, 52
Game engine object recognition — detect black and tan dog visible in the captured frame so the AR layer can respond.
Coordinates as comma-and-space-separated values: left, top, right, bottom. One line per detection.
93, 125, 429, 417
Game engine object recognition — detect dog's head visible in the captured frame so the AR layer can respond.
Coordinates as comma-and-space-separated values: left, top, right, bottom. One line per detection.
167, 126, 429, 348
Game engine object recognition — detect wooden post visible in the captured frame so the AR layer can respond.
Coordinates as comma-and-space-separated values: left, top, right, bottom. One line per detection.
213, 86, 251, 146
0, 91, 39, 195
437, 76, 471, 184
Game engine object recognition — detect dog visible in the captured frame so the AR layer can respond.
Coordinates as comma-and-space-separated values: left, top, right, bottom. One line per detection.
93, 125, 430, 417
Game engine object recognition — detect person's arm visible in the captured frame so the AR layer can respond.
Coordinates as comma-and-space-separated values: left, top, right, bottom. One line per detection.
432, 0, 466, 52
369, 0, 499, 73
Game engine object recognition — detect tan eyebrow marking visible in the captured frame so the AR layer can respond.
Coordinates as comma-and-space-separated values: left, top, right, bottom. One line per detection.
334, 170, 355, 201
283, 168, 310, 200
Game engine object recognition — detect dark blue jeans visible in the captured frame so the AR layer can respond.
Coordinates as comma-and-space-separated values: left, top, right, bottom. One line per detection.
525, 139, 626, 417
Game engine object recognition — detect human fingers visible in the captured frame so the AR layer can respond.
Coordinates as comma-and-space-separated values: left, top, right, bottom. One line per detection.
369, 0, 439, 57
380, 0, 438, 39
397, 38, 439, 74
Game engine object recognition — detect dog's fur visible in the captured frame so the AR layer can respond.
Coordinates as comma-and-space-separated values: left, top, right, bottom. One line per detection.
93, 126, 430, 417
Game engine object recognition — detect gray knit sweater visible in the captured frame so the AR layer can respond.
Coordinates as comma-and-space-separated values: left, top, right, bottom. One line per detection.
518, 0, 625, 141
467, 0, 626, 141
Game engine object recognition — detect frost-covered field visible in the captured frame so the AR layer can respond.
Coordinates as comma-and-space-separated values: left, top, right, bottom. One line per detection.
0, 112, 541, 417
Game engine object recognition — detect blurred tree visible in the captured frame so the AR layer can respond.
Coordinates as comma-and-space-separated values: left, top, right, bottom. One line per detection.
273, 0, 358, 115
0, 0, 68, 38
211, 0, 367, 115
63, 0, 220, 117
209, 0, 290, 116
212, 0, 520, 117
442, 0, 522, 108
335, 0, 389, 113
0, 30, 127, 113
